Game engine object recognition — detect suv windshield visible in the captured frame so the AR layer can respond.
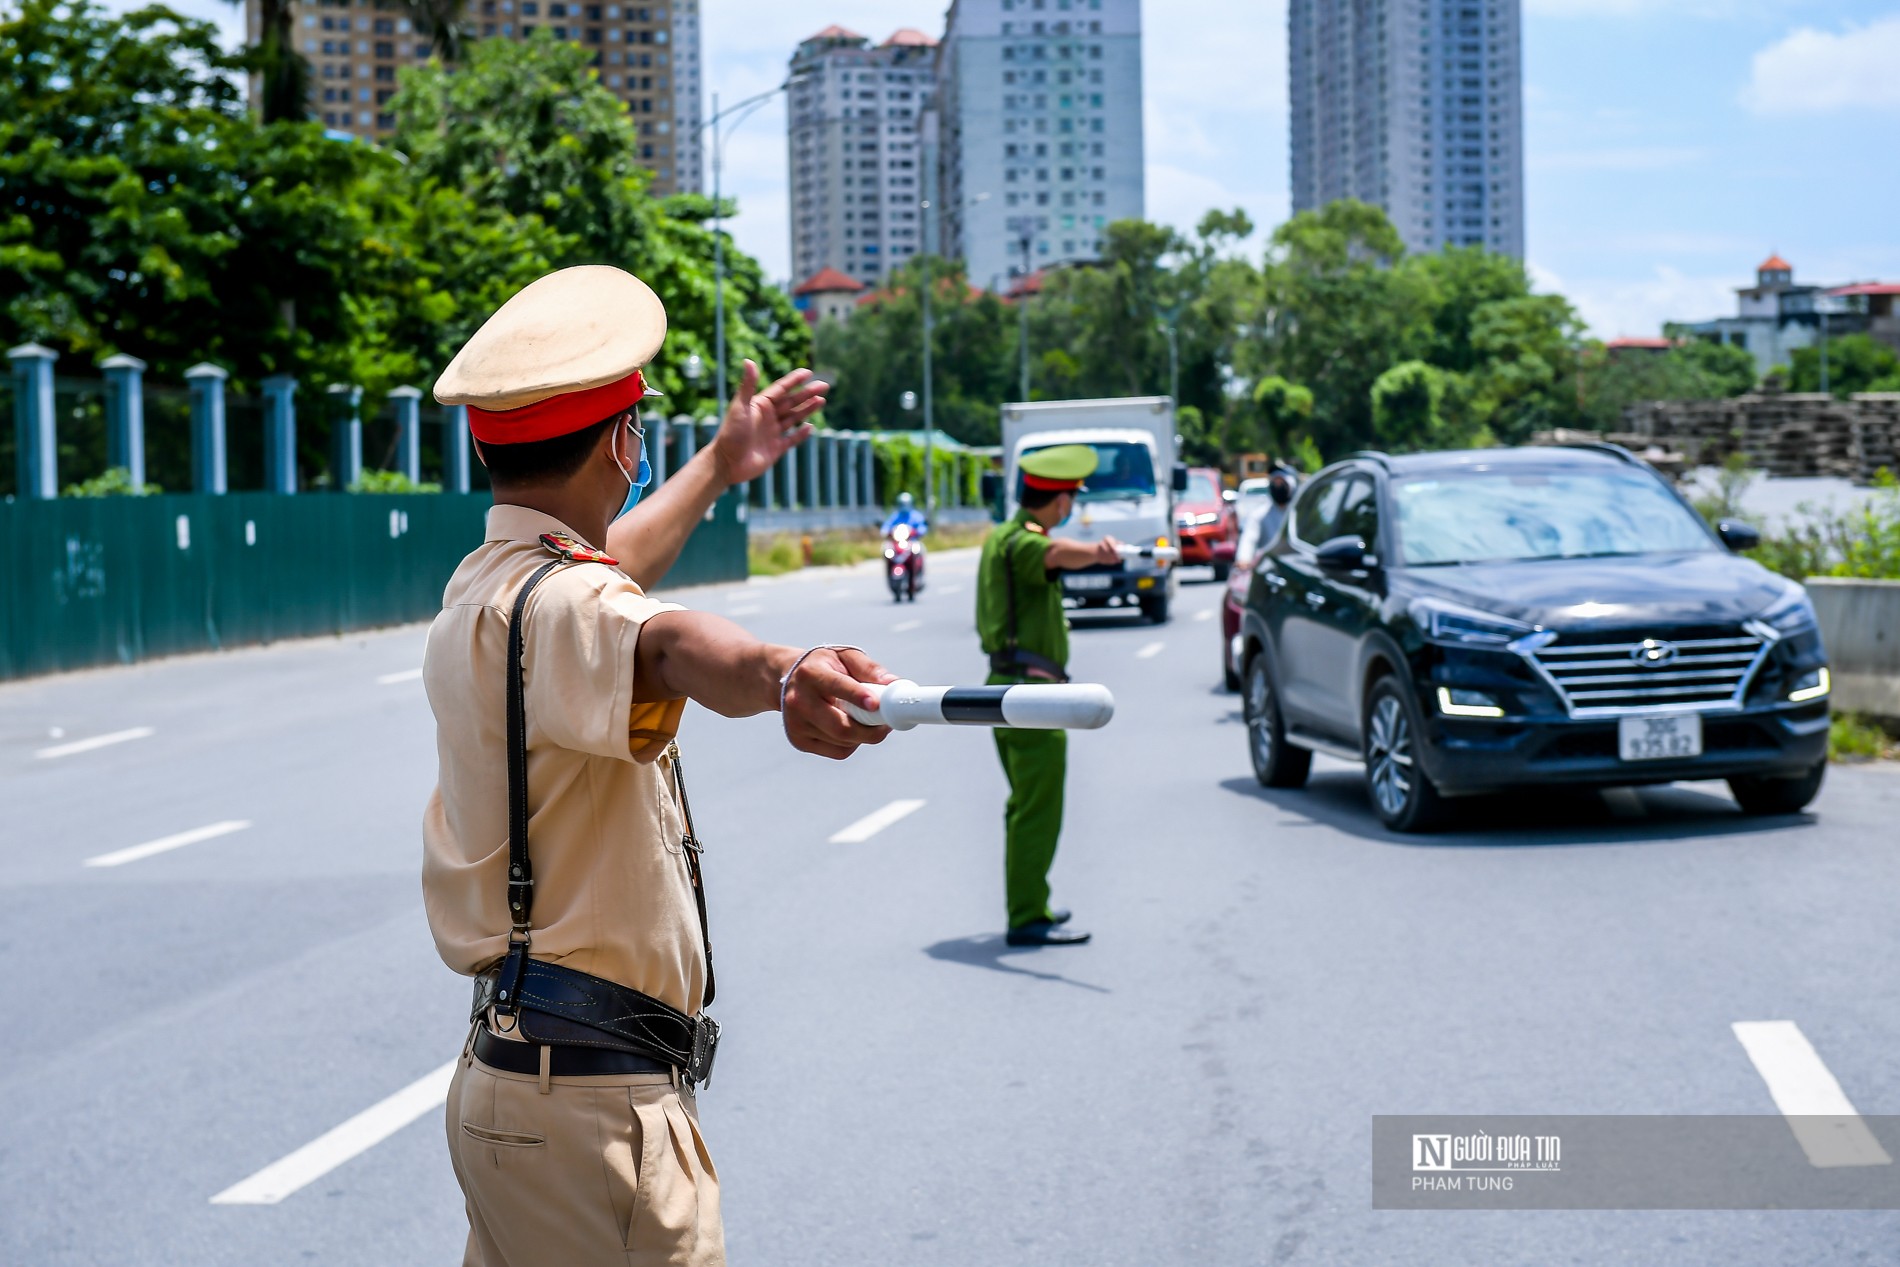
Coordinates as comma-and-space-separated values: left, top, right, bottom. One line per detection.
1394, 467, 1716, 566
1022, 441, 1156, 502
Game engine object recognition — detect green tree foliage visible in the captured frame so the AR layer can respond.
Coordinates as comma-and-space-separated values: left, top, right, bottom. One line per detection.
1248, 201, 1432, 455
1370, 361, 1449, 451
63, 466, 161, 497
1224, 375, 1313, 457
813, 256, 1016, 444
1577, 339, 1760, 431
389, 35, 808, 416
1786, 333, 1900, 397
1, 4, 798, 488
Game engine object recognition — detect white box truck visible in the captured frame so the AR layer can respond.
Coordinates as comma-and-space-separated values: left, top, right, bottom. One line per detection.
995, 396, 1186, 624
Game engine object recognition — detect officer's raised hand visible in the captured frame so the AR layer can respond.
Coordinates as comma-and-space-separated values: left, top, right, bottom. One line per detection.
709, 359, 827, 486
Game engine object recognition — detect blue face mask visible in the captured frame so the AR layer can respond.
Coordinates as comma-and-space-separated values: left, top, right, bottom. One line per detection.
615, 433, 652, 520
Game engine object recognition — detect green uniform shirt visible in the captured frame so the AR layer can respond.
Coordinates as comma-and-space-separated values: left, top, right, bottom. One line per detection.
978, 510, 1068, 671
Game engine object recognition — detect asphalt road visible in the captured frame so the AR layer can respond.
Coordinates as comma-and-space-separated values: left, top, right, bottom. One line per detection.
4, 549, 1899, 1265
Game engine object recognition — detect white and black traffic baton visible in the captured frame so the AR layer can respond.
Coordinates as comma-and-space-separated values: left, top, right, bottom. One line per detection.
844, 680, 1116, 732
1117, 543, 1180, 563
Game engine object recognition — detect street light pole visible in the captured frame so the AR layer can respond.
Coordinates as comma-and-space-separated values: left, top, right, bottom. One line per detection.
1014, 221, 1035, 401
712, 89, 726, 425
920, 198, 935, 515
705, 79, 798, 426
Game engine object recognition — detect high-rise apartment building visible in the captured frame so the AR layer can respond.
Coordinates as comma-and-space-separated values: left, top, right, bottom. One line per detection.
934, 0, 1145, 293
785, 26, 937, 290
255, 0, 703, 195
1288, 0, 1523, 258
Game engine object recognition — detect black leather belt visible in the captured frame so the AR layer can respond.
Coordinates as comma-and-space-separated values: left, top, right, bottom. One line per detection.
473, 1028, 674, 1078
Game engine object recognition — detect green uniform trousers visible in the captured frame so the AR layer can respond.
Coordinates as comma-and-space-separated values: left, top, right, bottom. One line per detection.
990, 674, 1068, 929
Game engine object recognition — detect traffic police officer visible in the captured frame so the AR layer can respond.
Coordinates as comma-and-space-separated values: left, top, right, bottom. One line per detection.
425, 264, 896, 1266
977, 445, 1124, 946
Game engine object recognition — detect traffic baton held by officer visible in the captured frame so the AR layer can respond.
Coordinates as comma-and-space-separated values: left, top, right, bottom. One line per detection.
976, 444, 1124, 947
422, 264, 897, 1267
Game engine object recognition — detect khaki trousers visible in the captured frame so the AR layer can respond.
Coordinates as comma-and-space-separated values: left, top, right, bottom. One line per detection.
447, 1044, 725, 1267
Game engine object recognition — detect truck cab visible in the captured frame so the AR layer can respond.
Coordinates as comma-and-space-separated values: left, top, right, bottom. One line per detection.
995, 397, 1186, 624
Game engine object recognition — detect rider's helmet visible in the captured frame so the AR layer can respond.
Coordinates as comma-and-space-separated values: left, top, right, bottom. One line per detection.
1268, 474, 1293, 507
897, 492, 915, 511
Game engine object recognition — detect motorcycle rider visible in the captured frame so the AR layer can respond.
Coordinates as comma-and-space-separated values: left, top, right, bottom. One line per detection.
881, 491, 928, 540
881, 492, 928, 594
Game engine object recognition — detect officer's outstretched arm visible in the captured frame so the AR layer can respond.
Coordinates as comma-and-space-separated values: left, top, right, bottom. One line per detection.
633, 611, 897, 760
1044, 535, 1125, 570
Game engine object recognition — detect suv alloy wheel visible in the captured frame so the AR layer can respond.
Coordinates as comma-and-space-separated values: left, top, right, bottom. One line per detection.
1363, 677, 1445, 832
1245, 655, 1312, 788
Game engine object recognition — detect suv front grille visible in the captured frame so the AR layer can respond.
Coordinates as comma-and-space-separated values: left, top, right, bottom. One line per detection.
1530, 631, 1768, 716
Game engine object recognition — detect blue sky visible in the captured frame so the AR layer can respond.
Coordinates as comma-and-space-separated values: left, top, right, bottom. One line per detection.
104, 0, 1900, 337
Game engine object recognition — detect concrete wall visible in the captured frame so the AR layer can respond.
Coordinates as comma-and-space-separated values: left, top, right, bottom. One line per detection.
1808, 577, 1900, 721
747, 505, 992, 537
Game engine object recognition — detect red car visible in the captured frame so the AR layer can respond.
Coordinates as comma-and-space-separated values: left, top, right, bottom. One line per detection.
1174, 467, 1239, 580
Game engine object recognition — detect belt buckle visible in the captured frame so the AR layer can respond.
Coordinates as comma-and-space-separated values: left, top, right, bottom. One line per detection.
687, 1014, 720, 1088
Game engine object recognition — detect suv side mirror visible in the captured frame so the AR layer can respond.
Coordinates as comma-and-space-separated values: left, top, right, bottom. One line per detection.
1222, 488, 1237, 504
1315, 535, 1376, 572
1171, 464, 1190, 494
1717, 519, 1761, 552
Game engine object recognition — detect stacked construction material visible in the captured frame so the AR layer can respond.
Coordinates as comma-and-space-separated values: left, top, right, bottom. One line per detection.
1853, 393, 1900, 482
1621, 398, 1742, 467
1738, 393, 1859, 478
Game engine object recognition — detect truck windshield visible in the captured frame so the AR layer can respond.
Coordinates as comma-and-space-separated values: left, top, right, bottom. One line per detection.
1021, 442, 1155, 502
1394, 468, 1717, 566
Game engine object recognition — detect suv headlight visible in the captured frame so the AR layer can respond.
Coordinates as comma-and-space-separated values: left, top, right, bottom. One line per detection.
1755, 586, 1818, 637
1413, 598, 1536, 648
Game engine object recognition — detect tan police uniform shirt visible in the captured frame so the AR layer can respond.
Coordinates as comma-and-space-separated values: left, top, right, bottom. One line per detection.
421, 505, 706, 1017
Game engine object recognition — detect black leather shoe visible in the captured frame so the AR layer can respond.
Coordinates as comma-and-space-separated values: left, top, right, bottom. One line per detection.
1048, 908, 1073, 925
1006, 921, 1092, 947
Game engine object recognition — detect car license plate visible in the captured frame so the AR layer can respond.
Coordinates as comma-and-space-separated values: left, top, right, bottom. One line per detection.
1067, 575, 1113, 591
1618, 714, 1703, 761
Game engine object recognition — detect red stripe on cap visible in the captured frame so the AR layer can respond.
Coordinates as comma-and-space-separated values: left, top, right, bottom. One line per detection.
466, 371, 646, 445
1022, 472, 1084, 491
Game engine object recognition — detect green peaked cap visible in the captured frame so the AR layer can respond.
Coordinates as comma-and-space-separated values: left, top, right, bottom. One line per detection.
1018, 443, 1098, 488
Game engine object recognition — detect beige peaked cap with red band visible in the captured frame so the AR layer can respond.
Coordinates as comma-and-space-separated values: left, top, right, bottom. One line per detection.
434, 266, 667, 443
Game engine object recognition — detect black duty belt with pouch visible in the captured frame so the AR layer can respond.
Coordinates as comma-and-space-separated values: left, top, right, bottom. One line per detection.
470, 555, 721, 1087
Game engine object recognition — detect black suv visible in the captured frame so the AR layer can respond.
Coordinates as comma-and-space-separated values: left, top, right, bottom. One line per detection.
1236, 445, 1832, 831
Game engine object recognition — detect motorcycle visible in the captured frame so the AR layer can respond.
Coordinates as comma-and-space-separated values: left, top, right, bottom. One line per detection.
884, 523, 926, 602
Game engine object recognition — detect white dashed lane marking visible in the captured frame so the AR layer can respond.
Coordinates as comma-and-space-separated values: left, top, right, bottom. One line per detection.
210, 1061, 458, 1205
1136, 641, 1166, 659
376, 668, 423, 685
1732, 1021, 1894, 1168
829, 799, 927, 844
84, 820, 252, 869
36, 727, 155, 759
727, 604, 764, 618
893, 619, 923, 632
1194, 609, 1214, 622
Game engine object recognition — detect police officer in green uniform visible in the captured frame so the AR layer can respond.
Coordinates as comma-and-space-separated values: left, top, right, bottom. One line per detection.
978, 445, 1125, 947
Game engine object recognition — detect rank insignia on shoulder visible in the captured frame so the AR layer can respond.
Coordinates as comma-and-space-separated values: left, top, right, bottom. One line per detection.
539, 531, 619, 566
1025, 522, 1045, 535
